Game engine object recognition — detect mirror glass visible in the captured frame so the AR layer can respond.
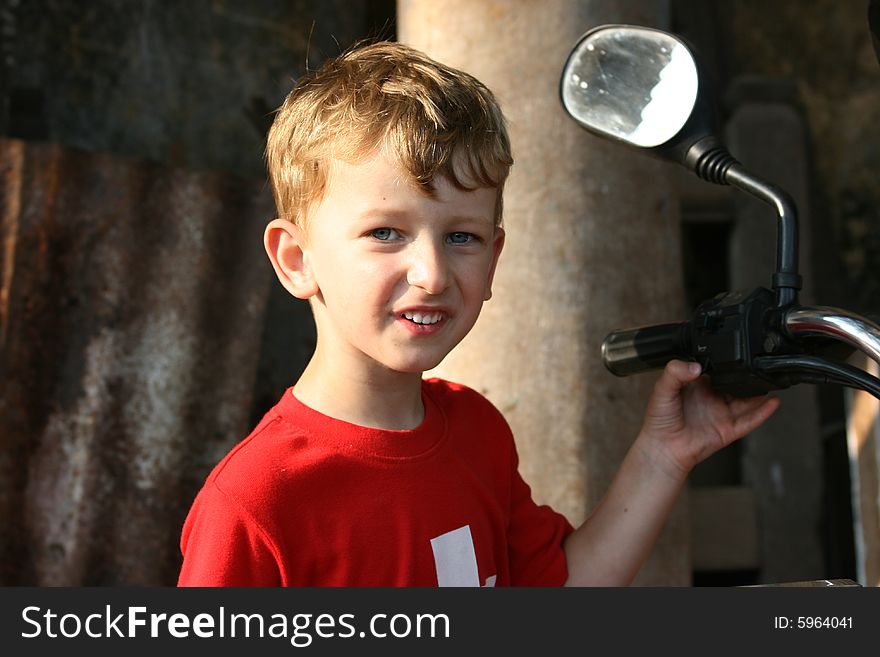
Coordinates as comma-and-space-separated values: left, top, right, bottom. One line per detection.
561, 26, 699, 148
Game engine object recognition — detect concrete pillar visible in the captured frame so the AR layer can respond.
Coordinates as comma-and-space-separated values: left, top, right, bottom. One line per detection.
398, 0, 690, 584
726, 82, 825, 583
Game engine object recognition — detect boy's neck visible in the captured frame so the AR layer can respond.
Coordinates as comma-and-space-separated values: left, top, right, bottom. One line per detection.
293, 356, 426, 431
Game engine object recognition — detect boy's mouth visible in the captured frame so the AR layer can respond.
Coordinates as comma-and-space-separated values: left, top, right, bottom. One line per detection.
402, 311, 445, 325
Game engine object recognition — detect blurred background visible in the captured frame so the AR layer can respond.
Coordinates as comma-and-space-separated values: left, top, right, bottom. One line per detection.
1, 0, 878, 586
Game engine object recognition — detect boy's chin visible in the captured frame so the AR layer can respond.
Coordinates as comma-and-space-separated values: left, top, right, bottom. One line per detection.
387, 355, 448, 376
395, 361, 444, 375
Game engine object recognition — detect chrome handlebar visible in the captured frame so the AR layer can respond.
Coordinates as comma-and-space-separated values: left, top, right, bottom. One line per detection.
783, 306, 880, 366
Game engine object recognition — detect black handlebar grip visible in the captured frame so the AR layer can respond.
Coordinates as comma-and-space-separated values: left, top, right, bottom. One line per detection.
601, 322, 692, 376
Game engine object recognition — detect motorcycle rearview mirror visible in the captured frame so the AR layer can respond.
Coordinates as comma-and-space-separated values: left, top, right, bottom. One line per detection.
559, 25, 710, 158
560, 24, 802, 308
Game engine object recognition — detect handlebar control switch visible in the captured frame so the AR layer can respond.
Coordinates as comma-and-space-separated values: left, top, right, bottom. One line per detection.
692, 287, 783, 396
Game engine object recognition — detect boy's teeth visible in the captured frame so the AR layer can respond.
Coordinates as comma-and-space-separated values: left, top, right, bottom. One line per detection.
403, 311, 442, 325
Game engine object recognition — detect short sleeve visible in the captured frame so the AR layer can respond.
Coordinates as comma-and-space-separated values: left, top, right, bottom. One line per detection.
506, 451, 575, 586
177, 482, 282, 587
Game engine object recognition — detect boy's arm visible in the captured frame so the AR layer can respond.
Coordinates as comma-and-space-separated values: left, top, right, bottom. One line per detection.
562, 360, 780, 586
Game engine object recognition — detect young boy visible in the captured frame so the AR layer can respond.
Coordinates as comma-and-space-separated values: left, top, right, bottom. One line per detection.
177, 41, 779, 586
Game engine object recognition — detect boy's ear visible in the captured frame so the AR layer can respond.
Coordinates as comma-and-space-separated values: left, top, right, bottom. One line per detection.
484, 227, 505, 301
264, 219, 319, 299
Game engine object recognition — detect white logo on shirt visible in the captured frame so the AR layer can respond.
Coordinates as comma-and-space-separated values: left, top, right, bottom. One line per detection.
430, 525, 496, 587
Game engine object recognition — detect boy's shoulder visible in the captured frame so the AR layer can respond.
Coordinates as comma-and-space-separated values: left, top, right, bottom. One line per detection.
198, 388, 317, 508
422, 377, 506, 421
421, 376, 485, 404
421, 377, 514, 449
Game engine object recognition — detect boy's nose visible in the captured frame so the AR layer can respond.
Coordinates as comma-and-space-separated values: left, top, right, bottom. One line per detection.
406, 239, 451, 295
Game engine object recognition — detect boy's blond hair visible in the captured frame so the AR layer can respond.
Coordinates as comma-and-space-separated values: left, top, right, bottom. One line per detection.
265, 40, 513, 228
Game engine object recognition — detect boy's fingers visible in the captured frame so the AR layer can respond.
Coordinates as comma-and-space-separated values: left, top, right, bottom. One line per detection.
729, 394, 781, 421
731, 395, 781, 437
728, 394, 772, 416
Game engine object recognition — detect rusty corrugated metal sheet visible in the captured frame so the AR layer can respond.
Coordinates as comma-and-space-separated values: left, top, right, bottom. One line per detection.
0, 137, 273, 585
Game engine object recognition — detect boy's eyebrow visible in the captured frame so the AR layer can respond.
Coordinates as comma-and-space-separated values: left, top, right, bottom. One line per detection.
355, 207, 494, 225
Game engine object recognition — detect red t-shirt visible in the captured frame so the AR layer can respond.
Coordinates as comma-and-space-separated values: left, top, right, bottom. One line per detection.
178, 378, 573, 586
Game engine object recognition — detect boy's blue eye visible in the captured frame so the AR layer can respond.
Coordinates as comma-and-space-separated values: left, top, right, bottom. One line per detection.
448, 232, 475, 244
370, 228, 398, 241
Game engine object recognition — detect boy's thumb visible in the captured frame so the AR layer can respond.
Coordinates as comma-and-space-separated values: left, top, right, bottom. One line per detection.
657, 359, 702, 394
669, 359, 702, 379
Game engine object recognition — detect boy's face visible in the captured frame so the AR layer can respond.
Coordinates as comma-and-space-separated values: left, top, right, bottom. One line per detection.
298, 150, 504, 377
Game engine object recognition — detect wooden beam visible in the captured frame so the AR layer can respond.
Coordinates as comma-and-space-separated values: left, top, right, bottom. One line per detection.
845, 356, 880, 587
690, 486, 760, 572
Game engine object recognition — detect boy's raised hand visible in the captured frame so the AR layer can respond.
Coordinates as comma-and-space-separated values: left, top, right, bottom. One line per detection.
564, 360, 781, 585
637, 360, 782, 481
